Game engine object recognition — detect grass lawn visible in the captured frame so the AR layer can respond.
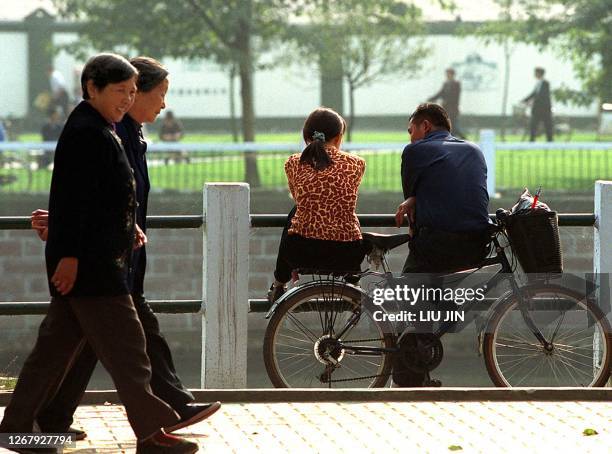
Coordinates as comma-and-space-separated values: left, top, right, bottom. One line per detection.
2, 131, 611, 193
3, 147, 612, 193
0, 376, 17, 391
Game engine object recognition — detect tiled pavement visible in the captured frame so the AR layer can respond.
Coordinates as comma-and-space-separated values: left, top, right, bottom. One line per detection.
1, 399, 611, 453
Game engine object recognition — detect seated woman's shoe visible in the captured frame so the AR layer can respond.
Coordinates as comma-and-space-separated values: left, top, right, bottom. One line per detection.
267, 284, 286, 303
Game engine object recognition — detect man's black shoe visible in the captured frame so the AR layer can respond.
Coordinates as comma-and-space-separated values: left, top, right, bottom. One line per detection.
164, 402, 221, 433
67, 426, 87, 441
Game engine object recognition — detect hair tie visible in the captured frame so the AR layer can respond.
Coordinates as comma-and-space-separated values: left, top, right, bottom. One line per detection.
312, 131, 325, 142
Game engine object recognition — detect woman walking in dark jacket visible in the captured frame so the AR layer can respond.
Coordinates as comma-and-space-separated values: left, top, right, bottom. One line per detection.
33, 57, 219, 441
0, 53, 197, 454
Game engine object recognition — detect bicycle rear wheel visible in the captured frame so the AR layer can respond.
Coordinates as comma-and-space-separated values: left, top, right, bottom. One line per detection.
263, 283, 394, 388
484, 285, 611, 387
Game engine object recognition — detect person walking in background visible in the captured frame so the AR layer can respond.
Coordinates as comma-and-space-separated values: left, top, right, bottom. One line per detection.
522, 66, 553, 141
267, 107, 367, 302
38, 110, 64, 169
159, 110, 184, 141
32, 56, 220, 443
0, 53, 198, 454
41, 110, 64, 142
47, 66, 70, 118
428, 68, 464, 138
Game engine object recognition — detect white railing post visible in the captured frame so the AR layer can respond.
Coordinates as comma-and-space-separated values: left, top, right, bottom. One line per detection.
201, 183, 250, 388
479, 129, 496, 197
594, 180, 612, 386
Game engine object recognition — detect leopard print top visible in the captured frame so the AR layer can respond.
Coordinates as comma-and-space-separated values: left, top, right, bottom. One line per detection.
285, 146, 365, 241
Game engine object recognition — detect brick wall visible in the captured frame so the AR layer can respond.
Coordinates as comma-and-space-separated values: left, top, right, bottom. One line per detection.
0, 191, 597, 387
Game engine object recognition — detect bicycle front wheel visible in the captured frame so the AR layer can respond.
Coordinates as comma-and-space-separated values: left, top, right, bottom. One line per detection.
263, 283, 394, 388
484, 285, 611, 387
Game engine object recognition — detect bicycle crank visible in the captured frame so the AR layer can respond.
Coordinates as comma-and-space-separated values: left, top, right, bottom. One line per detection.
398, 333, 444, 373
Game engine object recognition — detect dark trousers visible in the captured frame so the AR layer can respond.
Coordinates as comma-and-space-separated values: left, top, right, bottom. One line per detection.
530, 111, 553, 142
0, 295, 179, 440
36, 295, 194, 432
393, 227, 490, 386
274, 207, 367, 283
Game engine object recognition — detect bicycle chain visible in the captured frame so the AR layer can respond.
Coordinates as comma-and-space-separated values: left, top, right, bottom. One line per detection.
322, 338, 431, 384
323, 337, 392, 383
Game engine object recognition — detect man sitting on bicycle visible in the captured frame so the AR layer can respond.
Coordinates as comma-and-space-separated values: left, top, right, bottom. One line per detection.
394, 103, 492, 386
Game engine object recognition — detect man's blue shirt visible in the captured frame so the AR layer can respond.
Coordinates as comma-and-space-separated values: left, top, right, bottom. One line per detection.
401, 130, 490, 232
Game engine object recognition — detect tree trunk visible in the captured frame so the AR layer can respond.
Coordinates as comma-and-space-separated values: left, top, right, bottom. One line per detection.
348, 81, 355, 142
229, 64, 239, 143
500, 39, 511, 141
236, 16, 260, 187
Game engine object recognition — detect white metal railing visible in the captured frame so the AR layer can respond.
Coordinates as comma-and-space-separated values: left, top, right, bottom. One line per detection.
202, 182, 611, 388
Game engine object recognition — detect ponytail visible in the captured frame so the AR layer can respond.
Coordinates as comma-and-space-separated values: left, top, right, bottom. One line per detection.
300, 132, 332, 170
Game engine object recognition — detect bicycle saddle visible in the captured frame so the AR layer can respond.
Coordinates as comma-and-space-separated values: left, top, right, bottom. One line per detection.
362, 232, 411, 251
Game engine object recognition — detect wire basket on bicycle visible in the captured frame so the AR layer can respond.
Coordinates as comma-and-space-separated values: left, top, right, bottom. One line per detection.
502, 188, 563, 274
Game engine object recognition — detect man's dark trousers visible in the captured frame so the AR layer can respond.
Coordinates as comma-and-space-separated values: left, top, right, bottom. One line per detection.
530, 111, 553, 142
37, 294, 194, 432
392, 227, 490, 387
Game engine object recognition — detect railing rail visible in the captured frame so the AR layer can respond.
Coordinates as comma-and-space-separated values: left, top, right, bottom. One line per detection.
0, 183, 610, 388
0, 213, 597, 230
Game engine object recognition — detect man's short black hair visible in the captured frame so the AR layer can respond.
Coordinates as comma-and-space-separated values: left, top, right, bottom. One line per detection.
409, 103, 451, 131
81, 53, 137, 100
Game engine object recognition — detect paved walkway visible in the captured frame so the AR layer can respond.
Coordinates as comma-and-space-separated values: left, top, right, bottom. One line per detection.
1, 398, 611, 453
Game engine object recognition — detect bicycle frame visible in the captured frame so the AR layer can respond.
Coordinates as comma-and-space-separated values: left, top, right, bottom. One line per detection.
338, 232, 551, 357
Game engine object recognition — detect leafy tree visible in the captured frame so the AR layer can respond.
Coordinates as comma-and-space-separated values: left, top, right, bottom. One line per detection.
52, 0, 297, 186
517, 0, 611, 108
291, 0, 427, 141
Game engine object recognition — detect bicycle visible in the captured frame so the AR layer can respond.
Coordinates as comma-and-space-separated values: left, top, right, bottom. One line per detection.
263, 212, 612, 388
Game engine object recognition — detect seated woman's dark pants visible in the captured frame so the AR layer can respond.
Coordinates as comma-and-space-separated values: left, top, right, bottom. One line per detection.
274, 207, 367, 283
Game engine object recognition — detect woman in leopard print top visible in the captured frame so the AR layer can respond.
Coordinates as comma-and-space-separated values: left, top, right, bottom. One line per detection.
268, 107, 368, 302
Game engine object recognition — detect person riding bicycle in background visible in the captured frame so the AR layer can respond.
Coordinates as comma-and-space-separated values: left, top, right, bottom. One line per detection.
267, 107, 368, 303
394, 103, 491, 386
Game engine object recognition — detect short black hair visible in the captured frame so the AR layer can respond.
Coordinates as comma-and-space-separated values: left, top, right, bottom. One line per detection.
409, 103, 451, 131
130, 56, 169, 92
535, 67, 545, 76
80, 53, 138, 100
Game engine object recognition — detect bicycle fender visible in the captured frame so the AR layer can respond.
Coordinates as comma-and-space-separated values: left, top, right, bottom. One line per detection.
264, 280, 368, 319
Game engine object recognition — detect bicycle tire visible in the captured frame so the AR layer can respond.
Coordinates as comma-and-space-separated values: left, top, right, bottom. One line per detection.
263, 283, 394, 388
483, 284, 611, 387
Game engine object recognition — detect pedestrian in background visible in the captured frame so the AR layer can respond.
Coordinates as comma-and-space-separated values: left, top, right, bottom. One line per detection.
522, 66, 553, 142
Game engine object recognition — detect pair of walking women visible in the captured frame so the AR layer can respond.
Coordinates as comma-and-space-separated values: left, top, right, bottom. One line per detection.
1, 54, 218, 454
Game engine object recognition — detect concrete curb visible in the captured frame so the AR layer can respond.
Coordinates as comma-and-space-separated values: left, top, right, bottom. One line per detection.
1, 388, 611, 406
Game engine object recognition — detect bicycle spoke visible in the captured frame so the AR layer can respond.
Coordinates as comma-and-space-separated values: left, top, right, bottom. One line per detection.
284, 358, 319, 381
275, 342, 311, 352
278, 331, 316, 345
515, 356, 547, 386
550, 310, 567, 343
555, 355, 593, 381
286, 312, 319, 342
